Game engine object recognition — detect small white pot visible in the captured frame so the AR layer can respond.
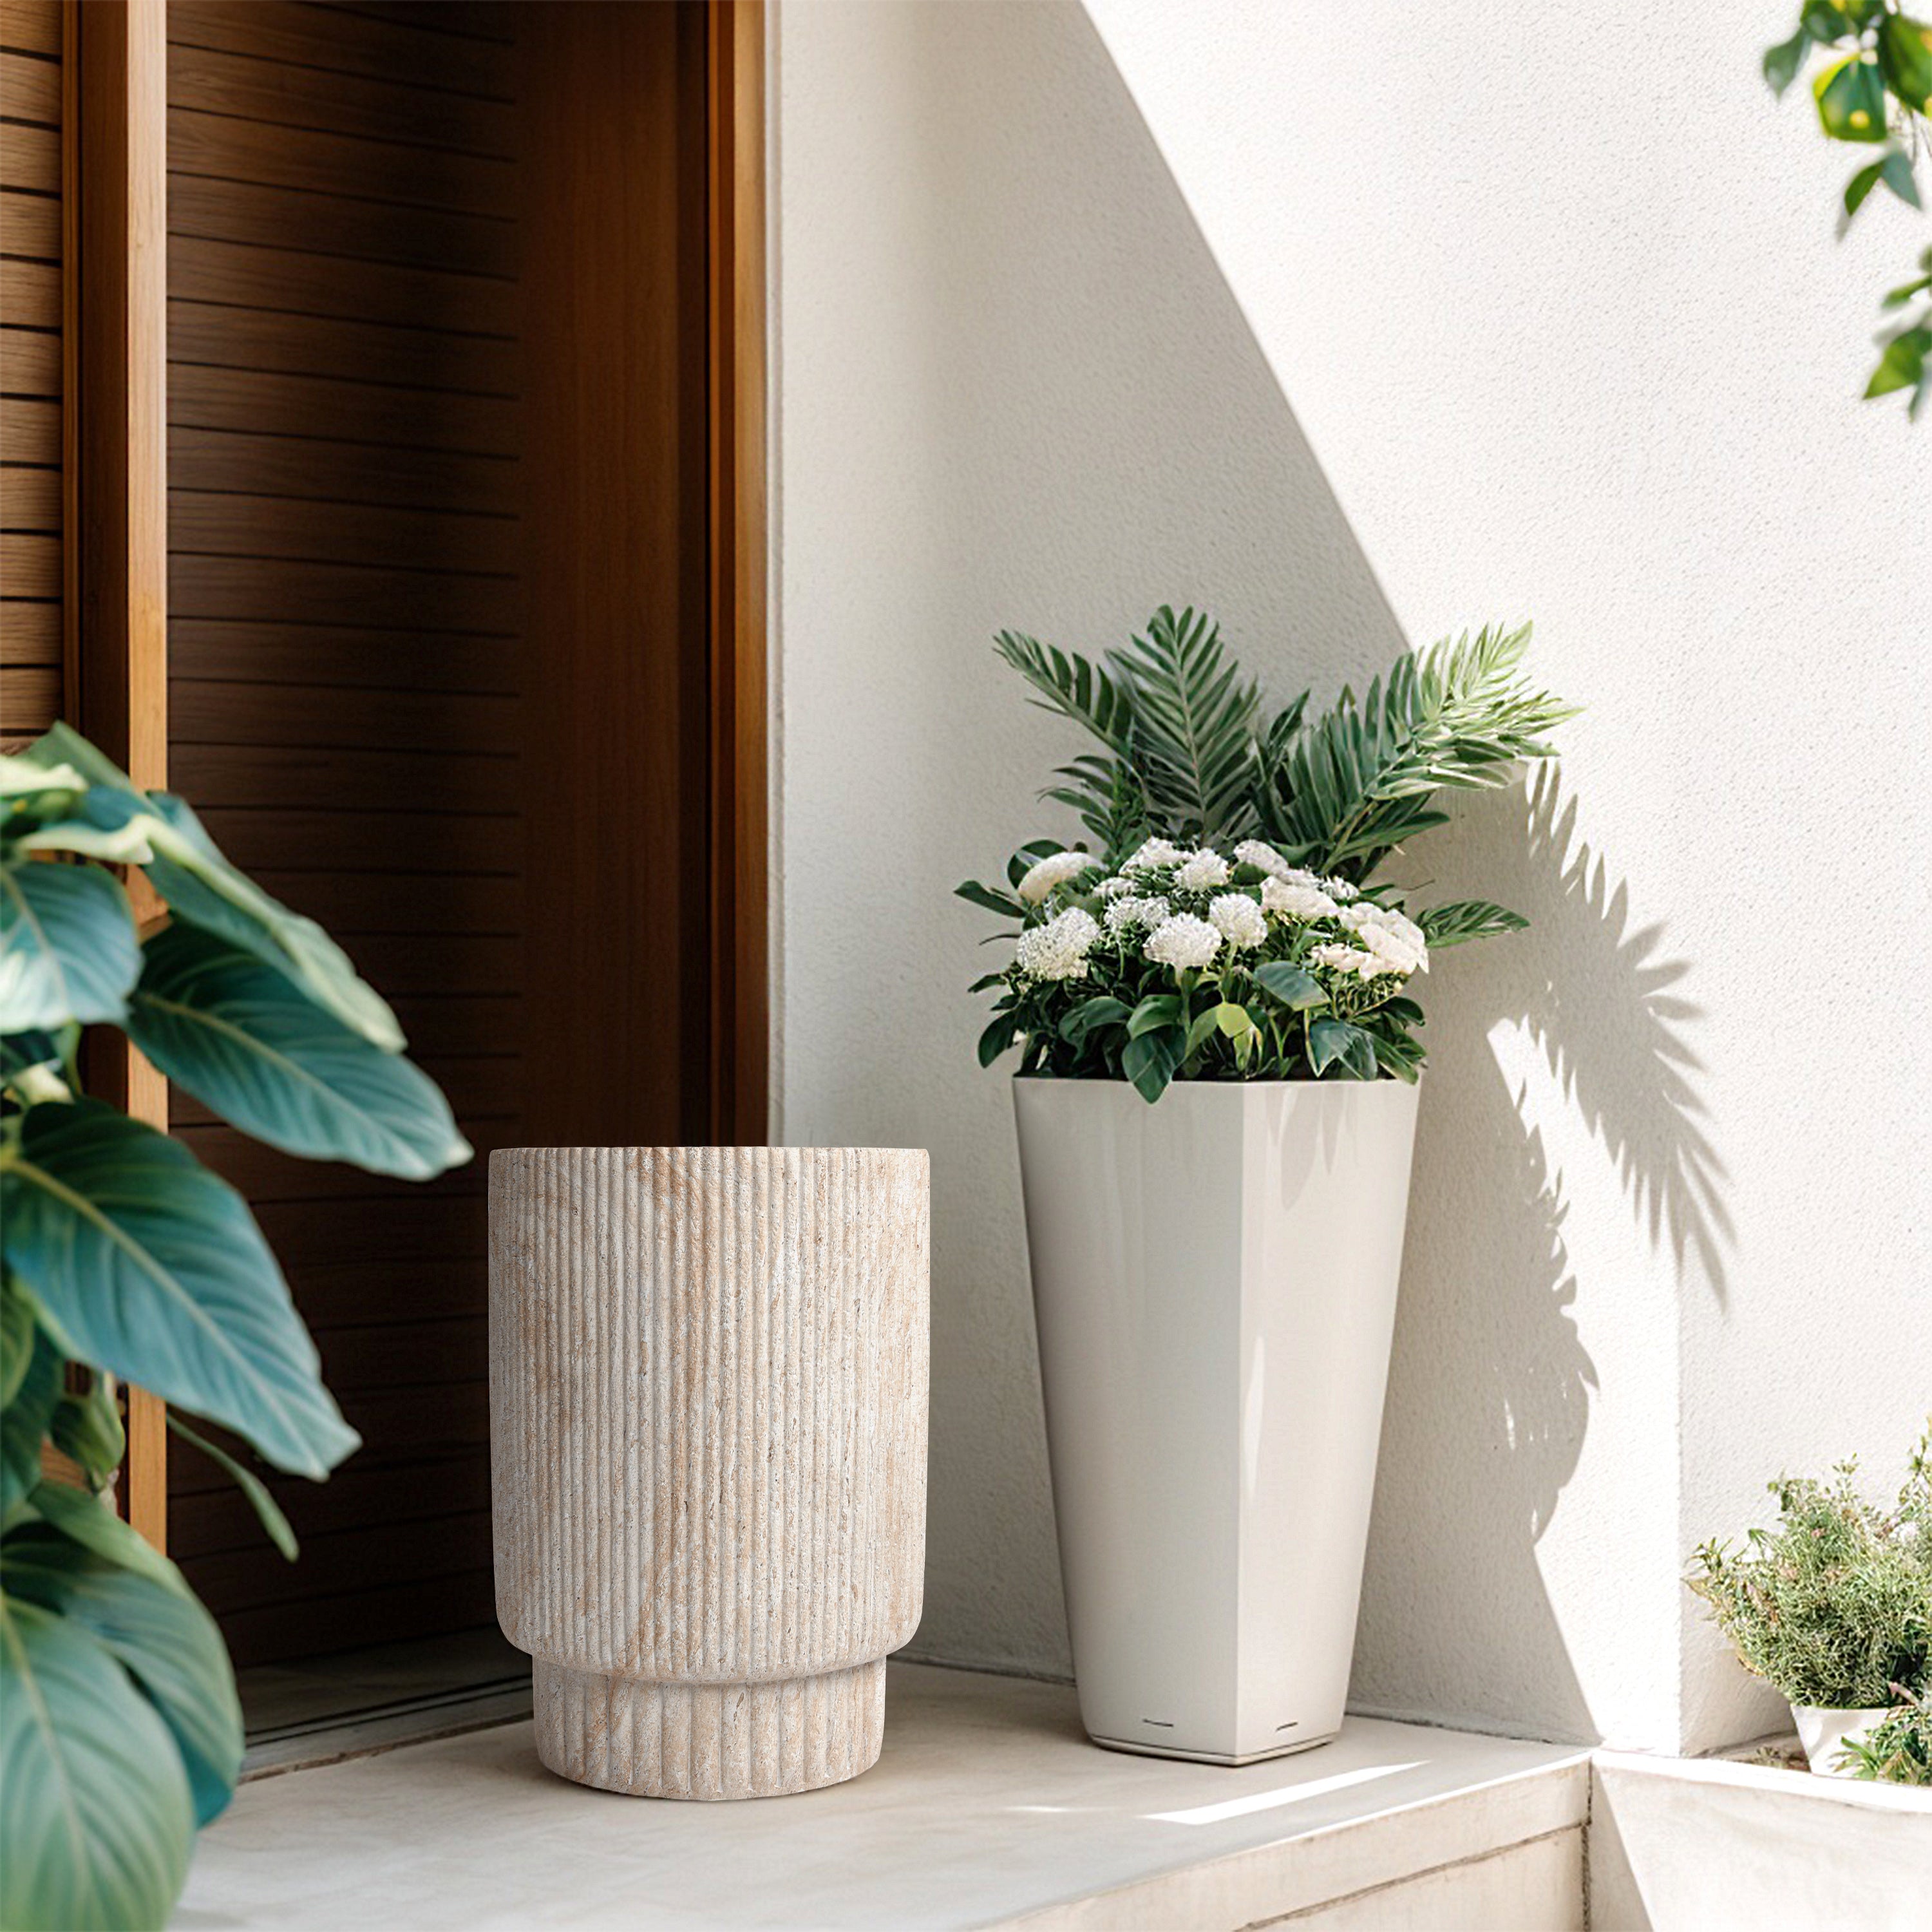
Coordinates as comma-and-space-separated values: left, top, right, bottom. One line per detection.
1790, 1703, 1893, 1776
1014, 1075, 1420, 1765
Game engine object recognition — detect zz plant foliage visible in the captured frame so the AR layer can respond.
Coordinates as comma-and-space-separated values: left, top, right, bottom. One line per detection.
1686, 1423, 1932, 1716
1765, 1, 1932, 413
959, 608, 1575, 1100
0, 724, 468, 1931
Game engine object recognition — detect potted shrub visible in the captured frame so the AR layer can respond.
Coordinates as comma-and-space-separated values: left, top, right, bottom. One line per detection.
1, 726, 466, 1927
1837, 1681, 1932, 1785
1687, 1425, 1931, 1774
960, 608, 1574, 1763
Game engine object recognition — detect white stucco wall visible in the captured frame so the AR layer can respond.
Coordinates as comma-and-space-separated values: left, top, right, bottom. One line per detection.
772, 0, 1931, 1751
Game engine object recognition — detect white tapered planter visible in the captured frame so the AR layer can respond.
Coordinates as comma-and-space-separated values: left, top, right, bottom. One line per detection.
489, 1146, 929, 1800
1015, 1077, 1419, 1765
1792, 1704, 1891, 1776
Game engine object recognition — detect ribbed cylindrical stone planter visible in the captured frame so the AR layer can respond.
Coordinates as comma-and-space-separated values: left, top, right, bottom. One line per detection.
489, 1147, 929, 1800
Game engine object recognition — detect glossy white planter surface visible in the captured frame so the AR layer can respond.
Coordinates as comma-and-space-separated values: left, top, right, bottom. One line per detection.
1792, 1704, 1892, 1776
1014, 1076, 1421, 1765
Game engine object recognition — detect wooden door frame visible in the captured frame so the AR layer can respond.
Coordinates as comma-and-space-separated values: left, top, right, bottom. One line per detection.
78, 0, 772, 1553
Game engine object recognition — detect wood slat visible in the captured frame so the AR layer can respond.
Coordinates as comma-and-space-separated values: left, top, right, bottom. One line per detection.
1, 50, 59, 125
167, 1, 513, 101
0, 592, 55, 659
171, 492, 516, 582
187, 1506, 491, 1617
324, 4, 516, 48
169, 554, 516, 634
0, 462, 58, 528
208, 1571, 496, 1671
171, 679, 518, 755
168, 172, 513, 283
1, 185, 57, 259
168, 300, 518, 397
191, 807, 517, 876
243, 878, 522, 943
381, 995, 521, 1058
169, 361, 517, 457
0, 258, 56, 328
0, 394, 55, 460
169, 426, 517, 516
167, 618, 517, 695
0, 2, 61, 60
1, 529, 55, 594
170, 742, 515, 815
0, 661, 55, 727
0, 117, 57, 193
169, 233, 514, 337
1, 323, 59, 397
167, 105, 513, 221
316, 1316, 489, 1392
251, 1193, 488, 1267
166, 42, 513, 160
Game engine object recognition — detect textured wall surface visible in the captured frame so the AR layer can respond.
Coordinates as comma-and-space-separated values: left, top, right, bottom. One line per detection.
489, 1147, 929, 1795
772, 1, 1931, 1750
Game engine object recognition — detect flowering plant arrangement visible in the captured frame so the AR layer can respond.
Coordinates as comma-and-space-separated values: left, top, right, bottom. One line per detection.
960, 607, 1575, 1101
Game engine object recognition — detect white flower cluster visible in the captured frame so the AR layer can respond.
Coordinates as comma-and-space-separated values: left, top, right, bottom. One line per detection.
1103, 893, 1170, 934
1016, 849, 1098, 904
1014, 906, 1100, 980
1144, 913, 1222, 970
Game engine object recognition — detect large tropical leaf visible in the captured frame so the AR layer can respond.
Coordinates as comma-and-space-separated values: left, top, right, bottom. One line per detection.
126, 921, 469, 1180
4, 1505, 242, 1828
1, 1321, 62, 1518
0, 1099, 358, 1478
1113, 606, 1259, 837
1419, 899, 1530, 949
990, 630, 1137, 755
0, 1593, 193, 1932
0, 862, 140, 1031
16, 726, 404, 1052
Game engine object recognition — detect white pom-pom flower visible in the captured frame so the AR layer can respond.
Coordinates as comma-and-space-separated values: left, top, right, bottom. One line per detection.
1208, 893, 1267, 950
1341, 902, 1428, 976
1175, 848, 1232, 891
1122, 837, 1185, 873
1311, 942, 1386, 981
1262, 876, 1340, 922
1015, 907, 1101, 981
1144, 913, 1222, 971
1324, 875, 1361, 902
1103, 894, 1170, 934
1016, 850, 1097, 905
1233, 839, 1291, 879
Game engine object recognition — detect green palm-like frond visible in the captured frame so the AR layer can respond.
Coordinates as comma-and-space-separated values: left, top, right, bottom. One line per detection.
991, 630, 1136, 755
1113, 606, 1259, 838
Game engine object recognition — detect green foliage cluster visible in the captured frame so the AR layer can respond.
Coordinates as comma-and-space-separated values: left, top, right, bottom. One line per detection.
1836, 1679, 1932, 1783
1, 725, 466, 1930
958, 609, 1575, 1098
1764, 2, 1932, 413
1687, 1424, 1932, 1712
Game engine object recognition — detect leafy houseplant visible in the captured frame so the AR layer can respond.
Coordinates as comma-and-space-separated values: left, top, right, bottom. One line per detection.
1687, 1426, 1931, 1729
0, 725, 468, 1930
1763, 2, 1932, 414
960, 608, 1576, 1101
1837, 1680, 1932, 1783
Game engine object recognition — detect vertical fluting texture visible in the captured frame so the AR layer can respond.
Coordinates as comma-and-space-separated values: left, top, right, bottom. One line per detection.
489, 1148, 929, 1798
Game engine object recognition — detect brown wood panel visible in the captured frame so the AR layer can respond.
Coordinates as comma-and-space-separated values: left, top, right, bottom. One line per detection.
167, 620, 518, 694
172, 1053, 518, 1129
169, 365, 516, 455
0, 462, 57, 526
0, 118, 58, 192
190, 807, 515, 876
213, 1569, 495, 1670
169, 492, 515, 577
171, 678, 517, 751
166, 1, 512, 100
1, 661, 54, 733
0, 323, 59, 396
0, 254, 55, 328
329, 4, 515, 48
168, 172, 513, 281
1, 48, 59, 123
178, 1124, 501, 1203
1, 527, 55, 591
168, 299, 518, 395
166, 41, 513, 157
169, 426, 516, 516
169, 555, 515, 634
191, 1508, 490, 1618
0, 2, 61, 59
1, 595, 56, 657
1, 183, 57, 256
171, 742, 513, 814
0, 393, 56, 458
167, 106, 514, 218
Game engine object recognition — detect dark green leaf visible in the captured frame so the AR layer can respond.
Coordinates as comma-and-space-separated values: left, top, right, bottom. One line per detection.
955, 880, 1025, 919
1126, 993, 1183, 1037
1, 1271, 37, 1407
167, 1413, 297, 1562
1121, 1027, 1182, 1103
1183, 1007, 1222, 1058
1419, 899, 1530, 948
2, 1323, 62, 1517
978, 1015, 1019, 1067
1879, 13, 1932, 111
1765, 24, 1812, 94
4, 1507, 243, 1828
1005, 839, 1064, 889
1814, 53, 1889, 141
0, 862, 140, 1030
1309, 1016, 1376, 1080
0, 1593, 194, 1931
126, 922, 469, 1180
1058, 996, 1130, 1044
967, 972, 1005, 994
0, 1099, 358, 1478
1866, 324, 1931, 398
50, 1378, 124, 1488
1251, 960, 1327, 1010
1850, 148, 1922, 216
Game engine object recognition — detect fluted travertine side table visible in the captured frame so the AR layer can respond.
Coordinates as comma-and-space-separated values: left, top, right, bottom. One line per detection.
489, 1146, 929, 1800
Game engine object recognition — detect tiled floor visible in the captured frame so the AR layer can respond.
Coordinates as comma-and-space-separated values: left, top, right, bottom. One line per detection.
175, 1662, 1588, 1930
